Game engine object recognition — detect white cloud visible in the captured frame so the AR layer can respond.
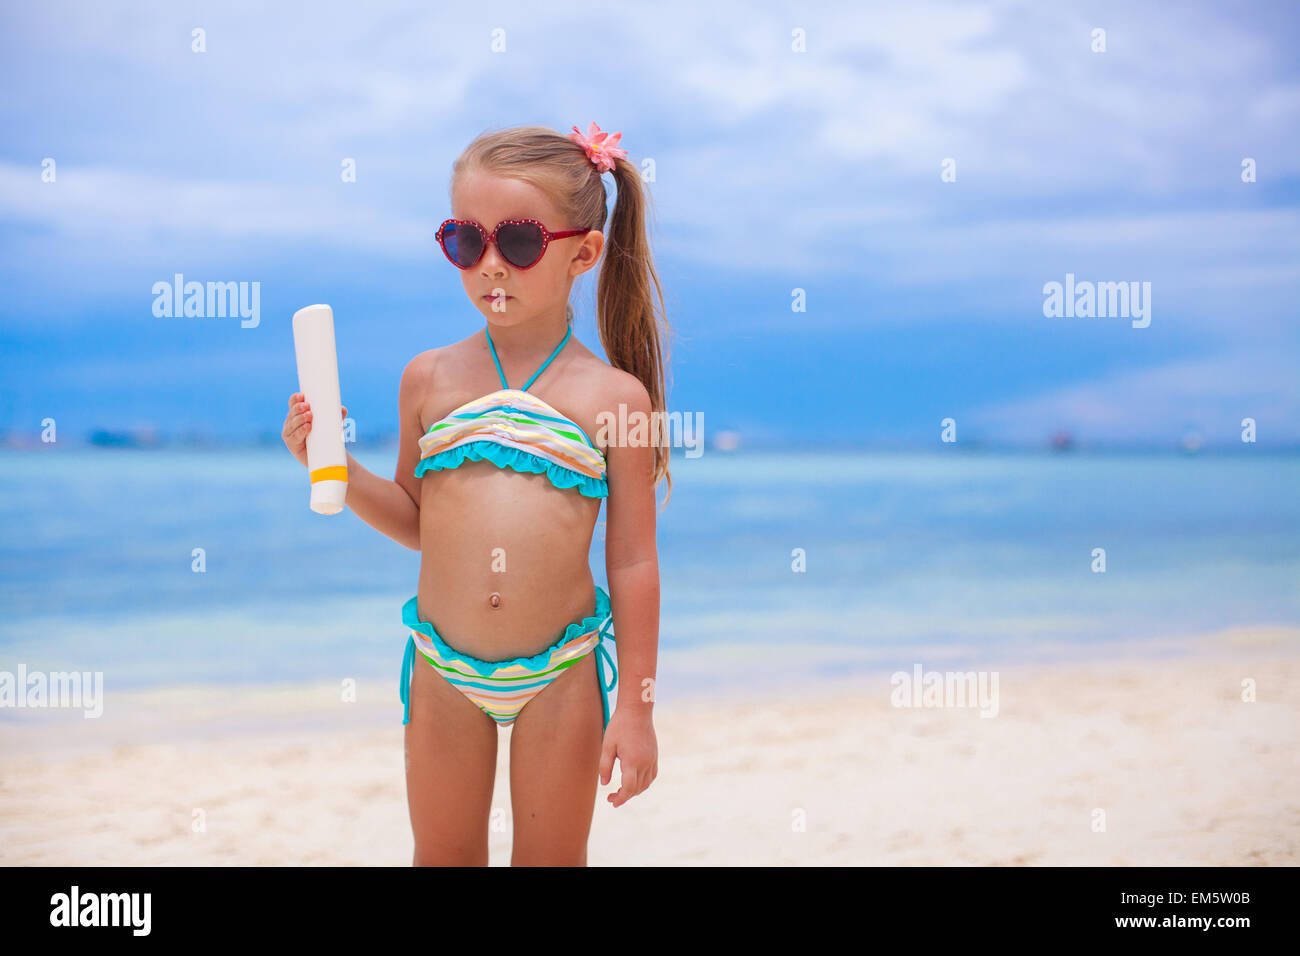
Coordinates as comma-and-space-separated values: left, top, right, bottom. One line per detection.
1, 0, 1297, 330
965, 349, 1300, 443
0, 162, 427, 251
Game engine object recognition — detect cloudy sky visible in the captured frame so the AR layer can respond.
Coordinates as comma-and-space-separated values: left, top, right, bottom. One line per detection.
2, 0, 1297, 447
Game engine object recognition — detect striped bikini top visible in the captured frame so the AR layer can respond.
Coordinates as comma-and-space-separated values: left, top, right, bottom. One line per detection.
414, 323, 608, 498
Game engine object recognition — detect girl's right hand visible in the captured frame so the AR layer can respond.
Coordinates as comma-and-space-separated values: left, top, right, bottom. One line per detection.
283, 392, 347, 468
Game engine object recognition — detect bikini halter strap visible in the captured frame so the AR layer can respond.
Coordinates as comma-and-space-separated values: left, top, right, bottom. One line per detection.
485, 321, 573, 392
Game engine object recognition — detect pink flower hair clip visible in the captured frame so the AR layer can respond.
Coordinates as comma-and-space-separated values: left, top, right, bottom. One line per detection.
568, 122, 628, 173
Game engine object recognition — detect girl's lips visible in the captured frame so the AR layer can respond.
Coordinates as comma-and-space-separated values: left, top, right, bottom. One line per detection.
482, 294, 512, 300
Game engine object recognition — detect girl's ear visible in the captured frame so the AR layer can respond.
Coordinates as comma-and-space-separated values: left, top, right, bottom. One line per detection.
570, 230, 604, 277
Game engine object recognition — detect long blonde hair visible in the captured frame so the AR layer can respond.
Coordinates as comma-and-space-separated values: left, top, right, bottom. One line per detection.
451, 125, 673, 506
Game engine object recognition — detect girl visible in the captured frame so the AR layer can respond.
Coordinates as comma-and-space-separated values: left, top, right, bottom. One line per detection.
282, 122, 669, 866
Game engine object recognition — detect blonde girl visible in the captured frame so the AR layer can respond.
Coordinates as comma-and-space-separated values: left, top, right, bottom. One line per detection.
283, 122, 669, 865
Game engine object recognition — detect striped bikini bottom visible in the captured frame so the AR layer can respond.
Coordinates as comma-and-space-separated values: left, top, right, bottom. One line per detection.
399, 584, 617, 731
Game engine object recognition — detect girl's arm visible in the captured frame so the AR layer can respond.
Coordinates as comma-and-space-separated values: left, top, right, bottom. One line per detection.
602, 374, 661, 721
341, 356, 427, 551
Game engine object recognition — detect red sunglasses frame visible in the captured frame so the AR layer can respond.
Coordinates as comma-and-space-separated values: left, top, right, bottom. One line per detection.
435, 217, 590, 271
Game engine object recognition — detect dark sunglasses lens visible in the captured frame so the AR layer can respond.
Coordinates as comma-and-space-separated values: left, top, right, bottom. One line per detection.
496, 223, 545, 268
443, 223, 483, 268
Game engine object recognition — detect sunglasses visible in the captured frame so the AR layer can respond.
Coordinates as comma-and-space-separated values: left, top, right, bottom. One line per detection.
435, 218, 589, 270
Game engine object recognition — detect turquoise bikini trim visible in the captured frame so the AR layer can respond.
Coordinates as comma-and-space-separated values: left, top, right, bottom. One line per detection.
413, 440, 609, 498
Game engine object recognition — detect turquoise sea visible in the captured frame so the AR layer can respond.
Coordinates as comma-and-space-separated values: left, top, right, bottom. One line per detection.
1, 447, 1297, 702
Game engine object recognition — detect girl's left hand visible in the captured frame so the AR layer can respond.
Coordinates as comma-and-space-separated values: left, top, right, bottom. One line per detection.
599, 710, 658, 807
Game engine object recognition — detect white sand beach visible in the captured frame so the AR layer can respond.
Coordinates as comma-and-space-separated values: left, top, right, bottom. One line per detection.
2, 625, 1297, 866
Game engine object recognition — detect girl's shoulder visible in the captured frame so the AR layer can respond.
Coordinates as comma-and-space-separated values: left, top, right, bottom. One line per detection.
558, 356, 650, 465
398, 341, 461, 415
577, 352, 651, 415
403, 333, 476, 381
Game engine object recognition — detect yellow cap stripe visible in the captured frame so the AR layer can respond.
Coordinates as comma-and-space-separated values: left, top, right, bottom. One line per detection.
309, 465, 348, 483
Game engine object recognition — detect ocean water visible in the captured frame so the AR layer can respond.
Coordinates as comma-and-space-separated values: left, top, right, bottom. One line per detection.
1, 448, 1297, 698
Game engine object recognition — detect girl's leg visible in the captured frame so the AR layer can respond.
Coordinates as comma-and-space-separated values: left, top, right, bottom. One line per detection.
507, 650, 604, 866
404, 651, 499, 865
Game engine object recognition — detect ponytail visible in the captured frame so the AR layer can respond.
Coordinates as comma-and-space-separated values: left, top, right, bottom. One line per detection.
597, 157, 673, 507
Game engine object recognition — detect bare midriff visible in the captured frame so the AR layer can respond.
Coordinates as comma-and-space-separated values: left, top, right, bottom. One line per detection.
416, 459, 601, 661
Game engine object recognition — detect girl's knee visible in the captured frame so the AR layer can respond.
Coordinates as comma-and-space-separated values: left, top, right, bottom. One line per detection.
412, 841, 488, 866
510, 844, 587, 867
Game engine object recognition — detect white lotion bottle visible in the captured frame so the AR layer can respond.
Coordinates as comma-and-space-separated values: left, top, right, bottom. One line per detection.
291, 304, 348, 515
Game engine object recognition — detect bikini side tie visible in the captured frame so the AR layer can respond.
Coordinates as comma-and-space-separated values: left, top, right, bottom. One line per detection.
594, 613, 618, 731
399, 633, 416, 725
